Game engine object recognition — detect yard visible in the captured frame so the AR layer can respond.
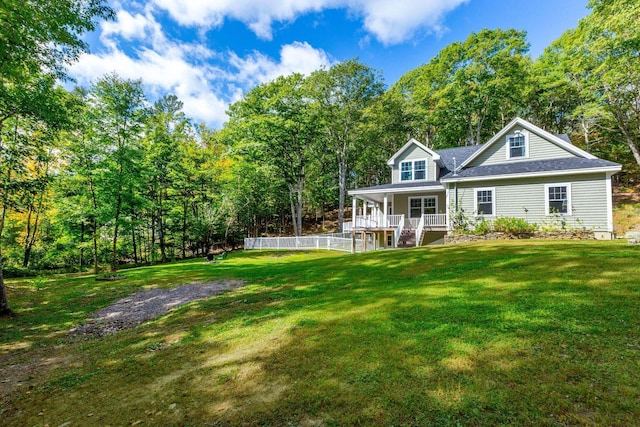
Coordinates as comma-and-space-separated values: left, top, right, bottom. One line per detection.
1, 240, 639, 426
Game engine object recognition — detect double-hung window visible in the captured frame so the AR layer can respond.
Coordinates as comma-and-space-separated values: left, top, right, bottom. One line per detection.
545, 184, 571, 215
507, 132, 528, 159
414, 160, 426, 180
475, 188, 495, 216
400, 162, 413, 181
400, 160, 427, 182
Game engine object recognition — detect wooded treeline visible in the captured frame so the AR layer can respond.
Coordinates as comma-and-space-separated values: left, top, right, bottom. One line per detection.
1, 1, 639, 312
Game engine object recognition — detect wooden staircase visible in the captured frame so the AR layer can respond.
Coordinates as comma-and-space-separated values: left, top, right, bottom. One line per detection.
397, 228, 416, 248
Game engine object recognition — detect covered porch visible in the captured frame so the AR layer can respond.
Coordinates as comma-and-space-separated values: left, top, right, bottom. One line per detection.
345, 182, 449, 248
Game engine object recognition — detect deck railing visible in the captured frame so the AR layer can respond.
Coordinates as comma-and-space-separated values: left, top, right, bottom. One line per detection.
343, 214, 405, 231
423, 213, 447, 227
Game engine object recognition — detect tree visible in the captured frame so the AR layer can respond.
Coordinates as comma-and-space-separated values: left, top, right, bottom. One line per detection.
574, 0, 640, 168
392, 29, 531, 148
0, 0, 113, 316
307, 60, 385, 231
228, 74, 319, 236
86, 74, 147, 270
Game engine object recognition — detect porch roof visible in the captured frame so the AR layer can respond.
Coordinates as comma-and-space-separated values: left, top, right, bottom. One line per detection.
349, 181, 444, 203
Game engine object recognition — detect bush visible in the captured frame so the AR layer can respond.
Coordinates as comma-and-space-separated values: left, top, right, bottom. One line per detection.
473, 219, 493, 235
493, 217, 537, 236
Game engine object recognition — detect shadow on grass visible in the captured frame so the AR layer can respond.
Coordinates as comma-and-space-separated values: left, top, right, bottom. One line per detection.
2, 241, 640, 425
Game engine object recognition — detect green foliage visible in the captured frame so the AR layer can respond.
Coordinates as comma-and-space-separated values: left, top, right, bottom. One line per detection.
473, 218, 493, 235
493, 216, 538, 235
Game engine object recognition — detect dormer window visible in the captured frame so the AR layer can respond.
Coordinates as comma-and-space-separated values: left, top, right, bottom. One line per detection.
400, 159, 427, 181
414, 160, 426, 180
507, 131, 528, 159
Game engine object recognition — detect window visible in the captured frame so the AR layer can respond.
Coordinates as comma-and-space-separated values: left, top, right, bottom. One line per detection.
414, 160, 426, 180
409, 196, 438, 218
410, 198, 422, 218
424, 197, 437, 214
475, 188, 495, 216
507, 131, 528, 159
545, 184, 571, 215
399, 159, 428, 182
400, 162, 412, 181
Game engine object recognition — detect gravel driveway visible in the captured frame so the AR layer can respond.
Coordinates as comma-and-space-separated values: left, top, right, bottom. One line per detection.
72, 280, 245, 337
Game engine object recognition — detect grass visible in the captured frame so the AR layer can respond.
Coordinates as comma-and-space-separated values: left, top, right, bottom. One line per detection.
1, 240, 639, 426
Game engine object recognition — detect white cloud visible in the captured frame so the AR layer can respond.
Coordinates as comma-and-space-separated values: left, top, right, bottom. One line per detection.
69, 8, 332, 128
151, 0, 468, 44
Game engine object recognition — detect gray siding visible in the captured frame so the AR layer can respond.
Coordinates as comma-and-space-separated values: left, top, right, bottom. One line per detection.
393, 192, 446, 218
452, 173, 609, 231
469, 126, 577, 167
391, 144, 437, 183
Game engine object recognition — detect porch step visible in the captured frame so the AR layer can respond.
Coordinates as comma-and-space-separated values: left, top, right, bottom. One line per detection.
397, 229, 416, 248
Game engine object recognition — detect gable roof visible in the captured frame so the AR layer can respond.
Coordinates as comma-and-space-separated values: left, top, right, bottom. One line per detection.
458, 117, 597, 169
441, 157, 621, 182
387, 138, 441, 166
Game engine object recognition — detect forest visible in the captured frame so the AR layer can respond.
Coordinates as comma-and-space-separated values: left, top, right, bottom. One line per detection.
0, 0, 638, 292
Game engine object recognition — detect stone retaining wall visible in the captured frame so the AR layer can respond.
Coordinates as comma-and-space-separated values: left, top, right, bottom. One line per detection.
444, 230, 595, 244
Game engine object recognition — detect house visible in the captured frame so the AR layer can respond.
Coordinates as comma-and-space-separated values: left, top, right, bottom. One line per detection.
345, 117, 622, 248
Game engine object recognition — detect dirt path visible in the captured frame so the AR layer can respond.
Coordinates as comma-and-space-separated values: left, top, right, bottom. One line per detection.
71, 279, 246, 337
1, 280, 246, 410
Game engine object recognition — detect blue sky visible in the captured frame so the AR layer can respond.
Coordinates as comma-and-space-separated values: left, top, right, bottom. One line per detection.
69, 0, 590, 128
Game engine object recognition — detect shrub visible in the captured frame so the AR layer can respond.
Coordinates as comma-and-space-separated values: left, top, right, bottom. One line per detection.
493, 217, 537, 236
473, 219, 493, 235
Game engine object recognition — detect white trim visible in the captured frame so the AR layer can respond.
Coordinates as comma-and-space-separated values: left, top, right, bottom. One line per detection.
399, 158, 429, 182
349, 184, 445, 196
506, 130, 529, 160
544, 183, 572, 216
606, 173, 613, 232
459, 117, 597, 169
409, 196, 438, 219
474, 187, 496, 217
387, 138, 441, 166
441, 165, 622, 183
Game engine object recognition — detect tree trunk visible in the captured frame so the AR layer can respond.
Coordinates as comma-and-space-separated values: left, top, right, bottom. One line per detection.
182, 199, 187, 259
337, 153, 347, 233
22, 191, 44, 268
289, 189, 299, 236
131, 208, 138, 265
0, 204, 10, 315
158, 188, 167, 262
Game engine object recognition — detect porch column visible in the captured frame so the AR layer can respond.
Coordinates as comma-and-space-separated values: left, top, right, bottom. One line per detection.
352, 197, 357, 224
363, 199, 367, 217
383, 193, 388, 227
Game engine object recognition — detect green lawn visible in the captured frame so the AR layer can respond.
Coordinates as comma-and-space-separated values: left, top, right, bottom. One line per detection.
1, 240, 639, 426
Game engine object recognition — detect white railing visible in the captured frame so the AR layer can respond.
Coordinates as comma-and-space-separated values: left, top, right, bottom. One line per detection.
244, 235, 364, 253
415, 214, 425, 247
387, 215, 404, 227
343, 214, 404, 231
394, 215, 405, 247
423, 214, 447, 227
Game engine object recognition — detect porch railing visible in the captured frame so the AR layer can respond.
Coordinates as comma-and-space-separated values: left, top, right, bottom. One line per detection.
415, 215, 425, 247
394, 215, 405, 247
423, 213, 447, 227
343, 214, 404, 231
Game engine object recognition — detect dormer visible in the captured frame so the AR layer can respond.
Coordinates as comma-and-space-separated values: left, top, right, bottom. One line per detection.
387, 139, 443, 184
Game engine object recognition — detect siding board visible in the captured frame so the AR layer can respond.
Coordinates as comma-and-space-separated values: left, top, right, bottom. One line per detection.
453, 173, 609, 230
470, 126, 577, 167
